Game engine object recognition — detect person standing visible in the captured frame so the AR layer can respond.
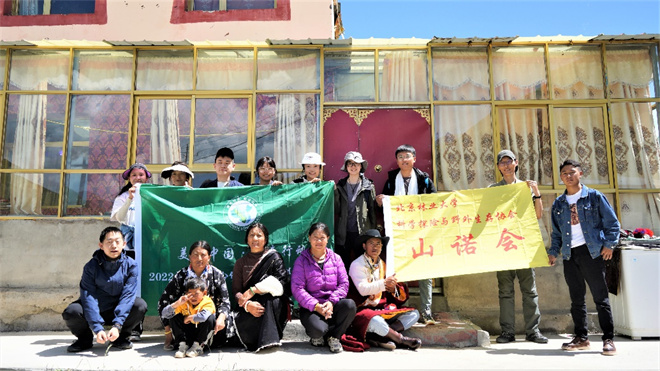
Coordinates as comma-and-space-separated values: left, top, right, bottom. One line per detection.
489, 150, 548, 344
200, 147, 243, 188
376, 144, 436, 325
548, 159, 620, 356
334, 151, 377, 268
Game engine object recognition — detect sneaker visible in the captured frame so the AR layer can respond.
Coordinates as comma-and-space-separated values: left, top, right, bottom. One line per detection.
174, 342, 188, 358
186, 342, 204, 358
310, 337, 325, 347
163, 343, 175, 351
602, 339, 617, 356
419, 312, 436, 325
526, 332, 549, 344
129, 331, 141, 342
496, 332, 516, 343
112, 336, 133, 350
561, 336, 590, 351
327, 336, 343, 353
66, 339, 93, 353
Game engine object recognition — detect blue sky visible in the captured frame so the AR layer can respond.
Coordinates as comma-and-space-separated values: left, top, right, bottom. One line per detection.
340, 0, 660, 39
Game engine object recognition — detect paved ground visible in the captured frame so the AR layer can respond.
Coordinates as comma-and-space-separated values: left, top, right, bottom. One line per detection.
1, 331, 658, 370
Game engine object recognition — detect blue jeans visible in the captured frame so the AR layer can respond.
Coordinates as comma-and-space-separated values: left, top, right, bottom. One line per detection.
418, 278, 432, 315
563, 244, 614, 340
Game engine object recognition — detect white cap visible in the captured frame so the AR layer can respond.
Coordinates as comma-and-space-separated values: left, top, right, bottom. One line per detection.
160, 164, 194, 179
300, 152, 325, 166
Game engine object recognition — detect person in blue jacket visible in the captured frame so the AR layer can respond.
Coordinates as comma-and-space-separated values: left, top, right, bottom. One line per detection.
61, 226, 148, 353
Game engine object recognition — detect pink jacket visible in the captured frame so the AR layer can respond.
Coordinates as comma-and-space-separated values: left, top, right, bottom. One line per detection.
291, 248, 349, 312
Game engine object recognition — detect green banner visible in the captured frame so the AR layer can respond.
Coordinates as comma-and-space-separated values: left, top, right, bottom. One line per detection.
136, 182, 334, 315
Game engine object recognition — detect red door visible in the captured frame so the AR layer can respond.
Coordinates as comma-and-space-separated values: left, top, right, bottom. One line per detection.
323, 108, 433, 194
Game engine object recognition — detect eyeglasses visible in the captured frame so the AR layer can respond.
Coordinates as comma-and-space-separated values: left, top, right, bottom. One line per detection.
397, 154, 414, 160
367, 240, 383, 247
258, 167, 274, 172
499, 160, 514, 166
346, 161, 360, 167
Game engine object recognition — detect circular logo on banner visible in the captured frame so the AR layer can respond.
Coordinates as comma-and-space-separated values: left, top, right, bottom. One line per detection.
226, 196, 260, 231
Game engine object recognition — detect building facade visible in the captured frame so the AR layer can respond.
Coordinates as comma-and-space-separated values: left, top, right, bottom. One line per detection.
1, 0, 659, 332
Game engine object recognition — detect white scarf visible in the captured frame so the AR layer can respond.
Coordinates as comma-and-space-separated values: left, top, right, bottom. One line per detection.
394, 171, 418, 196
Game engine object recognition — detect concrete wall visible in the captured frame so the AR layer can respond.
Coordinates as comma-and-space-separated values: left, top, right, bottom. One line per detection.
0, 0, 333, 42
0, 219, 598, 333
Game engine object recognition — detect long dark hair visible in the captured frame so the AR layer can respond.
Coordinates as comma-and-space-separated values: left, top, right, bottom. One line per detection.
188, 240, 212, 256
308, 222, 330, 238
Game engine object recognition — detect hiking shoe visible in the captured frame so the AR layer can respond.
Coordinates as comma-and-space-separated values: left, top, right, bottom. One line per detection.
310, 337, 325, 347
602, 339, 617, 356
163, 343, 174, 351
496, 332, 516, 343
112, 336, 133, 350
419, 312, 436, 325
129, 331, 141, 342
66, 339, 93, 353
561, 336, 590, 351
327, 336, 343, 353
526, 332, 549, 344
186, 342, 204, 358
174, 342, 188, 358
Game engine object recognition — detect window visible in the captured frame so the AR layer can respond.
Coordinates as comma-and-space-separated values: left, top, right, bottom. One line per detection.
324, 50, 375, 102
170, 0, 290, 23
0, 0, 106, 26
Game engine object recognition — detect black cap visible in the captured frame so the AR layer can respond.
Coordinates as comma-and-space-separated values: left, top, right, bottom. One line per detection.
357, 229, 390, 247
215, 147, 234, 161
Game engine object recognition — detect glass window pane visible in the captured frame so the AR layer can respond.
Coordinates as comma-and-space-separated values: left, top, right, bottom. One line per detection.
434, 105, 493, 190
62, 173, 124, 216
492, 46, 548, 100
193, 97, 248, 164
197, 49, 254, 90
255, 94, 320, 170
619, 193, 660, 234
0, 172, 60, 216
324, 50, 375, 102
136, 99, 191, 165
607, 44, 659, 99
379, 50, 428, 102
611, 102, 660, 189
548, 45, 604, 99
554, 107, 609, 184
498, 107, 553, 185
136, 50, 193, 90
257, 49, 320, 90
72, 50, 134, 91
9, 49, 70, 91
67, 95, 131, 170
3, 94, 66, 170
0, 49, 6, 88
432, 47, 489, 101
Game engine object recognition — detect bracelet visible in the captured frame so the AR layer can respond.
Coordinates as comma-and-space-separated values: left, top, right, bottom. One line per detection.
164, 330, 172, 335
249, 287, 255, 295
243, 300, 251, 312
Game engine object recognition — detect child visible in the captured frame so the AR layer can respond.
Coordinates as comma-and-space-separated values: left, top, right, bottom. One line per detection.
293, 152, 325, 183
161, 277, 216, 358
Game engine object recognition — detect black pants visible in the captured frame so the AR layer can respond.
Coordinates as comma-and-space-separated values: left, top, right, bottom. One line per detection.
563, 244, 614, 340
62, 298, 147, 342
299, 298, 356, 339
170, 313, 216, 347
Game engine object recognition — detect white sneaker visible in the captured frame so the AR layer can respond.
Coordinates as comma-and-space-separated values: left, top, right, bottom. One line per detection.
327, 337, 343, 353
310, 337, 325, 347
174, 342, 188, 358
186, 342, 203, 358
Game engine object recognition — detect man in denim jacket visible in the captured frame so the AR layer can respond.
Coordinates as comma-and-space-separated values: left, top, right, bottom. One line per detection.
548, 159, 620, 356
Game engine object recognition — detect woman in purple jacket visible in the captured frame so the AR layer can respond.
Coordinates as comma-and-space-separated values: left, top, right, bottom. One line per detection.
291, 222, 357, 353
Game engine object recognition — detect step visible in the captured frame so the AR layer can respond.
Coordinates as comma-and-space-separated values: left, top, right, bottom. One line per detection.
282, 312, 490, 348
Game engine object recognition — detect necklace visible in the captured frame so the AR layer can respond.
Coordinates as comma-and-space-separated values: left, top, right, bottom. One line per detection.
347, 179, 361, 193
